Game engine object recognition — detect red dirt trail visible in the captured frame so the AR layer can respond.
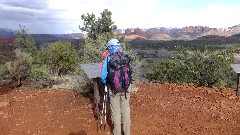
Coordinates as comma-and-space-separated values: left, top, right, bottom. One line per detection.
0, 82, 240, 135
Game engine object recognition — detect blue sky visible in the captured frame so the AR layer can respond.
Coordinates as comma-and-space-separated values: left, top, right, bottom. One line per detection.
0, 0, 240, 34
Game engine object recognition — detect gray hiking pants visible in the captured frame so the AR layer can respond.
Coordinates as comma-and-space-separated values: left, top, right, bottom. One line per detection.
109, 89, 131, 135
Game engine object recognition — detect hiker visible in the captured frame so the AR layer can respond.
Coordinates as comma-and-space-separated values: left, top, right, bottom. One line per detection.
101, 39, 132, 135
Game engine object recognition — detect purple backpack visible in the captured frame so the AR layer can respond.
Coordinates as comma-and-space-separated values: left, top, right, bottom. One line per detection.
107, 52, 132, 98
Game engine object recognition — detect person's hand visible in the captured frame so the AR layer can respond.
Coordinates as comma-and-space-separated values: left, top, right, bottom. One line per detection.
129, 83, 138, 94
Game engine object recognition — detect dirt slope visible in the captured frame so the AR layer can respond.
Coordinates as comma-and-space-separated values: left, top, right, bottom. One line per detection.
0, 82, 240, 135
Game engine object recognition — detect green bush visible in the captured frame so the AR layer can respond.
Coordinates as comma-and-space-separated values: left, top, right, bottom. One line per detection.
16, 25, 37, 55
5, 49, 33, 86
28, 64, 53, 88
0, 64, 7, 84
41, 40, 80, 76
52, 75, 81, 89
80, 34, 108, 64
146, 46, 235, 88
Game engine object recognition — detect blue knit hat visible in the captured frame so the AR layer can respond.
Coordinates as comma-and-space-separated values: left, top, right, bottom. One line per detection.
106, 39, 121, 54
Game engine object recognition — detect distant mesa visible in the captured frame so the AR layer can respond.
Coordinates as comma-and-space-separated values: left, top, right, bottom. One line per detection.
0, 36, 16, 46
119, 24, 240, 40
0, 28, 86, 46
124, 34, 148, 40
1, 24, 240, 44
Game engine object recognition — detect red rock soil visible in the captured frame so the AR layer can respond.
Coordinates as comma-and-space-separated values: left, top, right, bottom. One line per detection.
0, 82, 240, 135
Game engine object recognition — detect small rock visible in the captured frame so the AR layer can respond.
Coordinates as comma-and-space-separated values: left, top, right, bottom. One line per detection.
228, 96, 238, 100
0, 102, 10, 108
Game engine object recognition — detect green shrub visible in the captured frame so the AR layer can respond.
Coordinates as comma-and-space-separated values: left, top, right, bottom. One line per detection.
16, 25, 37, 56
51, 75, 89, 93
28, 64, 53, 88
81, 34, 108, 64
41, 40, 80, 76
0, 64, 7, 84
146, 46, 235, 88
5, 49, 33, 86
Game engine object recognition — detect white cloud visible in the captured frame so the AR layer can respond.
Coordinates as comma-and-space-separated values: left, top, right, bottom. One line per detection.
1, 0, 240, 34
194, 5, 240, 28
125, 4, 240, 29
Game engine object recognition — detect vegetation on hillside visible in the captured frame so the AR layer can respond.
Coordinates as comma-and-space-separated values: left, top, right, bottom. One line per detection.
128, 36, 240, 52
0, 26, 81, 88
5, 49, 33, 87
16, 25, 37, 55
41, 40, 80, 76
146, 46, 236, 88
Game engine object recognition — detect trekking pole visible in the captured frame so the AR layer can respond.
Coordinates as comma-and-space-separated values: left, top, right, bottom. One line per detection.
103, 85, 107, 131
100, 85, 108, 131
100, 90, 105, 130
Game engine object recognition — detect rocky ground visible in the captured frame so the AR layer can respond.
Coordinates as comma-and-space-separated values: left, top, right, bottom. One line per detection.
0, 82, 240, 135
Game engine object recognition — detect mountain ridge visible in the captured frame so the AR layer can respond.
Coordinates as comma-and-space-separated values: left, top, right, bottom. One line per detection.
0, 24, 240, 44
120, 24, 240, 40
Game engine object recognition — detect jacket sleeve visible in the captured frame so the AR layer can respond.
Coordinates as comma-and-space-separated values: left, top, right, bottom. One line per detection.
101, 56, 110, 85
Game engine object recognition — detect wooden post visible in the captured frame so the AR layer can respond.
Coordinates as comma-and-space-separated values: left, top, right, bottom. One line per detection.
230, 64, 240, 96
93, 78, 100, 119
237, 73, 240, 96
80, 63, 101, 118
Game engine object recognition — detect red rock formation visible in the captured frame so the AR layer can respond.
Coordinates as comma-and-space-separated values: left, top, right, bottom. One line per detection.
0, 36, 16, 46
125, 28, 132, 36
